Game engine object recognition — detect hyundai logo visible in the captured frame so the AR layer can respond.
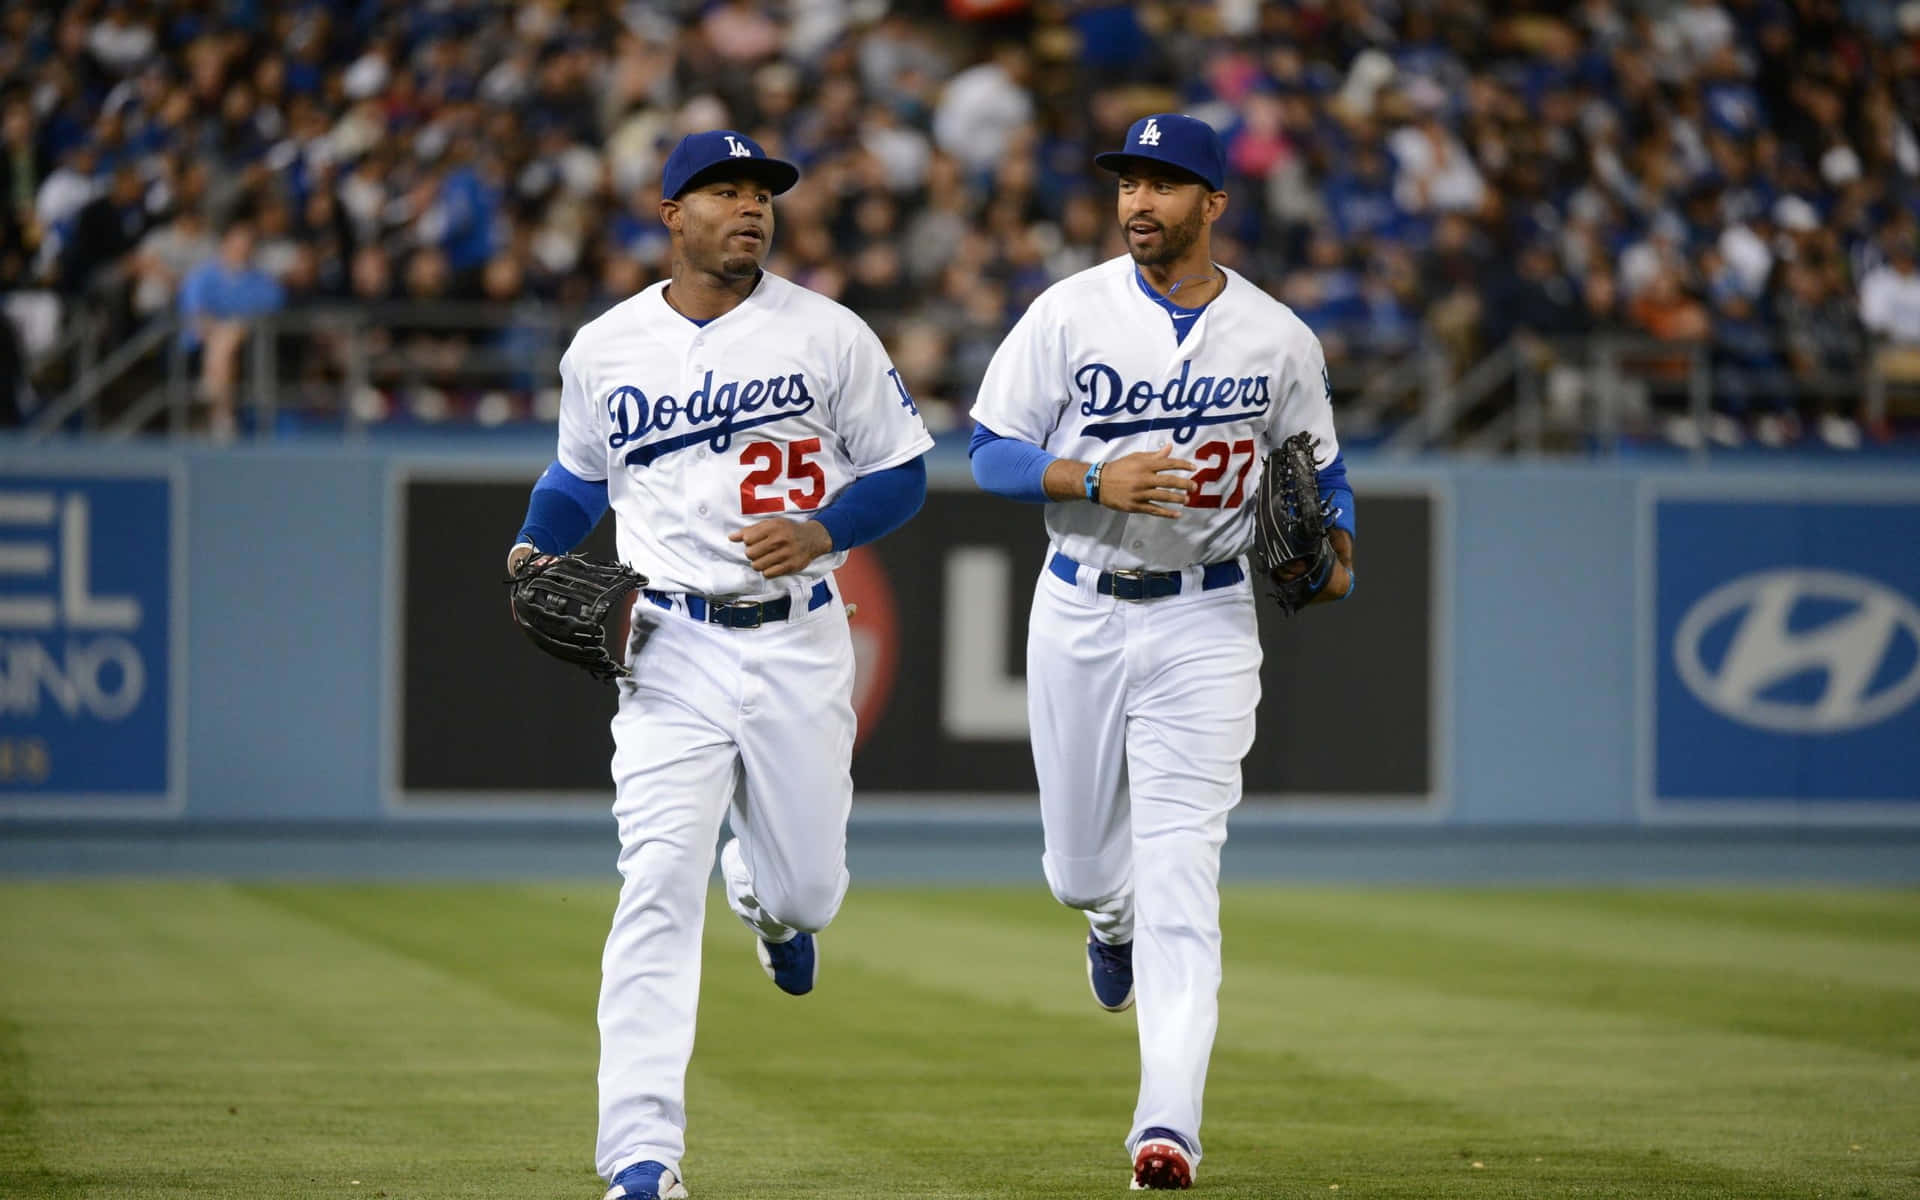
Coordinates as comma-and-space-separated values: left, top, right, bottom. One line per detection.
1674, 569, 1920, 734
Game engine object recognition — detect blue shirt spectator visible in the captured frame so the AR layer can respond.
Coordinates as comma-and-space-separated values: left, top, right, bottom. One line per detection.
177, 223, 284, 351
437, 157, 501, 274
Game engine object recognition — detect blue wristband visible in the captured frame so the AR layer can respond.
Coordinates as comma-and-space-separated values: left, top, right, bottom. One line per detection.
1084, 462, 1104, 502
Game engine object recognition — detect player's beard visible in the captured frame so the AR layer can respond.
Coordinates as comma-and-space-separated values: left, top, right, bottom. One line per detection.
1125, 203, 1205, 268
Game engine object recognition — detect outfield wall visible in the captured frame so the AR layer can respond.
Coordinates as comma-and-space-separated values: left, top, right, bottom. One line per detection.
3, 439, 1917, 831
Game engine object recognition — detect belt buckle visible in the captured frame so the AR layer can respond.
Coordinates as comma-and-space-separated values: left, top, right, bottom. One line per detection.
712, 600, 762, 629
1108, 568, 1148, 602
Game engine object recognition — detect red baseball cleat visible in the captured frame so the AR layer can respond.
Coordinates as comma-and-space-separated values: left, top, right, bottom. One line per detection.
1130, 1128, 1195, 1190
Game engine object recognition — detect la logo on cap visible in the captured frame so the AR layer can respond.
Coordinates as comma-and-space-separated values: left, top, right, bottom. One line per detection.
1138, 118, 1161, 146
724, 135, 752, 157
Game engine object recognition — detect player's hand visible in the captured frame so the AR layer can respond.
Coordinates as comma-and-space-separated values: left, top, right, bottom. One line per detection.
505, 543, 561, 621
1098, 446, 1197, 519
731, 518, 834, 578
505, 542, 554, 577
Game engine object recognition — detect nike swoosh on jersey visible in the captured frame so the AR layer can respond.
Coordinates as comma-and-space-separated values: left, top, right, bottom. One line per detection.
1170, 312, 1198, 320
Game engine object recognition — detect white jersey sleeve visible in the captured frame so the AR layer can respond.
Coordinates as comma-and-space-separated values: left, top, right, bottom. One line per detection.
555, 346, 608, 482
1265, 323, 1340, 460
969, 295, 1066, 445
833, 322, 936, 474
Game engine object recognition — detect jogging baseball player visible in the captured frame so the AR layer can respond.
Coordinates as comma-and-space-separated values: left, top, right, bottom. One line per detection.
968, 113, 1356, 1190
505, 130, 933, 1200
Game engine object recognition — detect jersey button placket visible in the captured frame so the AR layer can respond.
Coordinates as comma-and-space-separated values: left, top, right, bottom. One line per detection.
685, 347, 710, 567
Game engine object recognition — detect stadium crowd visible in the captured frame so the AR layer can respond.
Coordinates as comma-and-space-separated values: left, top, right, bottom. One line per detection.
1, 0, 1917, 446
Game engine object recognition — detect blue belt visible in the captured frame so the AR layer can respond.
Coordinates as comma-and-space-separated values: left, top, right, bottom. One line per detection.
644, 580, 832, 629
1048, 552, 1245, 601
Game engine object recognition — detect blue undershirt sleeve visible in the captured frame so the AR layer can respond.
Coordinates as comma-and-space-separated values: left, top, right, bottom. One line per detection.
1315, 451, 1357, 540
811, 457, 927, 552
514, 461, 610, 553
968, 422, 1056, 503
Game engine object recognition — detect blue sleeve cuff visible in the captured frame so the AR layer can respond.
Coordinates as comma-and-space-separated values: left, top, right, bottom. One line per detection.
1320, 487, 1356, 539
970, 422, 1055, 503
1316, 451, 1355, 539
515, 461, 610, 553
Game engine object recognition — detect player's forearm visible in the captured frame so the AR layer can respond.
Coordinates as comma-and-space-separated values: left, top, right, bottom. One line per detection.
969, 423, 1059, 503
1307, 530, 1355, 605
513, 461, 610, 556
1041, 457, 1096, 502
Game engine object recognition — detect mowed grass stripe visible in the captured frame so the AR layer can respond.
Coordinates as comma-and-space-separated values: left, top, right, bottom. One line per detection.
829, 889, 1918, 1191
252, 881, 1220, 1198
0, 882, 605, 1199
0, 1015, 59, 1196
1198, 1039, 1835, 1200
245, 882, 1035, 1197
1450, 886, 1920, 945
1216, 889, 1920, 1059
696, 895, 1904, 1199
679, 903, 1709, 1199
1224, 887, 1920, 993
855, 887, 1920, 1057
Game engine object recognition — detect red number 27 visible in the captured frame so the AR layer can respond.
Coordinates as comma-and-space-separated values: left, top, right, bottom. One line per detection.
1187, 438, 1256, 508
739, 437, 827, 515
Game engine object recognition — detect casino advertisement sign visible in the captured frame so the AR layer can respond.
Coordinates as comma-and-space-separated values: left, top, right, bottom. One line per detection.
0, 469, 182, 812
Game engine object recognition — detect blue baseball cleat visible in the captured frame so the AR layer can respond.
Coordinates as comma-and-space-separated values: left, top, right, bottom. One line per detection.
756, 931, 817, 996
1086, 933, 1135, 1012
604, 1160, 687, 1200
1130, 1127, 1195, 1190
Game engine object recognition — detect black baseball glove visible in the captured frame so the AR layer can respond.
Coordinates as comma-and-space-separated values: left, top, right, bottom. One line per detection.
506, 553, 649, 683
1251, 432, 1338, 616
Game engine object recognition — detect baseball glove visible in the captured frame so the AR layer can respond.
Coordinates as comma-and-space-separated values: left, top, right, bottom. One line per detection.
1251, 432, 1337, 617
506, 553, 649, 683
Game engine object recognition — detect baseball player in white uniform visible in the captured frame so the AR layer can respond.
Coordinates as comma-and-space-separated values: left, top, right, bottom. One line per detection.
506, 130, 934, 1200
968, 114, 1357, 1189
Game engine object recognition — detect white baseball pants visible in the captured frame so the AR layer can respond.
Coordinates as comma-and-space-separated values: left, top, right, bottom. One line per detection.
594, 587, 855, 1181
1027, 558, 1262, 1165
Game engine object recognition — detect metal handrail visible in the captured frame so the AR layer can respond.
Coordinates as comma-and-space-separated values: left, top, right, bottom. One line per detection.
21, 299, 1904, 450
27, 315, 179, 439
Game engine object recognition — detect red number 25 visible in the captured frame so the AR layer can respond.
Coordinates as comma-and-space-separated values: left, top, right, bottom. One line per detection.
739, 437, 827, 515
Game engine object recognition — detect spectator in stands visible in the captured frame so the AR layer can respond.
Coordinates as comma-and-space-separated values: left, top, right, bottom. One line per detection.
60, 162, 149, 295
177, 216, 285, 439
1709, 286, 1795, 446
1859, 228, 1920, 431
1627, 264, 1723, 446
129, 196, 213, 319
1, 92, 48, 285
933, 42, 1034, 177
1860, 231, 1920, 354
1777, 260, 1865, 449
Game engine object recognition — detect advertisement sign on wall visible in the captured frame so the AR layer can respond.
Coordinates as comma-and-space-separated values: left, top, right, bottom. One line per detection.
0, 470, 182, 812
1649, 495, 1920, 813
394, 471, 1439, 810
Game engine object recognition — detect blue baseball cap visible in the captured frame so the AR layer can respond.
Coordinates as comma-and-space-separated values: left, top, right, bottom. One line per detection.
1094, 114, 1227, 192
660, 130, 800, 200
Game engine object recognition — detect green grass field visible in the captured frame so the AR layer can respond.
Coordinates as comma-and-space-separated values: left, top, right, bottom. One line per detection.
2, 883, 1917, 1199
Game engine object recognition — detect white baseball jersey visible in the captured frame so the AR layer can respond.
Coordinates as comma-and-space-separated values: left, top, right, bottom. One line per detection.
975, 253, 1344, 1170
970, 254, 1336, 569
557, 270, 934, 598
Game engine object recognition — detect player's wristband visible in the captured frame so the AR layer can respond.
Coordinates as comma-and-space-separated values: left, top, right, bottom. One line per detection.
1306, 544, 1335, 592
1083, 462, 1105, 503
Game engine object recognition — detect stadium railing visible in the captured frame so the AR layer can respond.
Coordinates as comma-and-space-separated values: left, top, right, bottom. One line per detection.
18, 299, 1901, 453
